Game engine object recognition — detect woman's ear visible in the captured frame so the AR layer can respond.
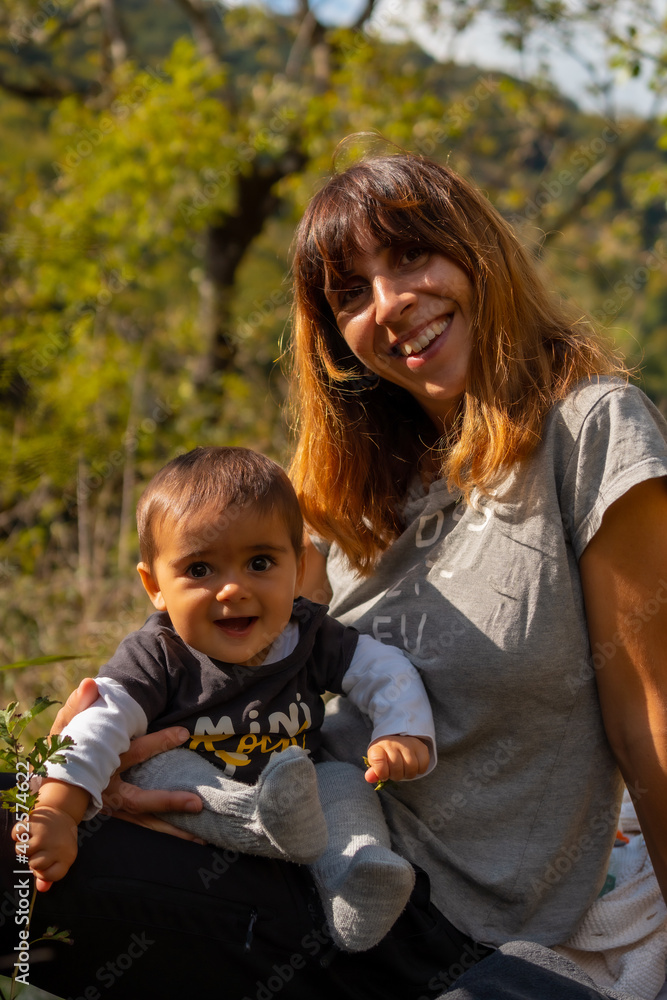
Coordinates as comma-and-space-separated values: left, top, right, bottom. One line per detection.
137, 562, 167, 611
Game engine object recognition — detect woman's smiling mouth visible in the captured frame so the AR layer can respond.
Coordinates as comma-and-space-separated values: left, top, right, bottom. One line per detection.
391, 316, 451, 358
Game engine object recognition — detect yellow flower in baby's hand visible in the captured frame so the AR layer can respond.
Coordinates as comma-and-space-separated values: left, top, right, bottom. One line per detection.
362, 755, 388, 791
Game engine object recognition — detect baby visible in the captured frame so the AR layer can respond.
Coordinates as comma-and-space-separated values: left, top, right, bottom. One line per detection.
23, 446, 436, 951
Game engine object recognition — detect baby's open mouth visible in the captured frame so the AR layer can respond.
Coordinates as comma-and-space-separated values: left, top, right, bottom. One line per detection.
214, 617, 257, 634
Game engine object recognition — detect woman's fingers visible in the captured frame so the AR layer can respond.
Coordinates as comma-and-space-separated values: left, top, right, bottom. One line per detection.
51, 698, 204, 827
101, 775, 202, 817
110, 809, 206, 843
50, 678, 100, 735
49, 689, 205, 837
116, 727, 191, 770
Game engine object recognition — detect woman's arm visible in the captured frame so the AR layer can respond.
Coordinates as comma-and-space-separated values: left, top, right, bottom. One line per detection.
51, 680, 203, 836
579, 475, 667, 902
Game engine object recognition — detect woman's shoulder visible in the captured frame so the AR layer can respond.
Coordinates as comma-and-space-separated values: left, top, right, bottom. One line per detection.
545, 376, 667, 443
552, 375, 646, 416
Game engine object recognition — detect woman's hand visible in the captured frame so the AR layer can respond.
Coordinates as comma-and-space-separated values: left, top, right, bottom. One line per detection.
580, 475, 667, 903
51, 679, 204, 839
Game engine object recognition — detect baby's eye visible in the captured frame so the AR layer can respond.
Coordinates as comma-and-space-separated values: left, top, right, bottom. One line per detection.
249, 555, 273, 572
186, 562, 211, 579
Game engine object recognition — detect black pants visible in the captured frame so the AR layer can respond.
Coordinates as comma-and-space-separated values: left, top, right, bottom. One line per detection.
0, 797, 489, 999
0, 788, 632, 1000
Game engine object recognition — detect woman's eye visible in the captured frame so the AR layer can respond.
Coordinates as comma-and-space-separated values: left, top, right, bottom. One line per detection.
401, 246, 428, 265
187, 562, 211, 579
340, 284, 368, 307
249, 556, 273, 572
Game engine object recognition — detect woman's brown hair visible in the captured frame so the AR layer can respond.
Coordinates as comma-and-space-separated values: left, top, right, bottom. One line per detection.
288, 152, 626, 575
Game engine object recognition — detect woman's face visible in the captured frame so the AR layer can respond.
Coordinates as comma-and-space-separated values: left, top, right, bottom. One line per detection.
324, 241, 474, 430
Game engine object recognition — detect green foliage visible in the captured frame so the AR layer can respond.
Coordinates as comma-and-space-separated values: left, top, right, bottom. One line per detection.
0, 696, 73, 1000
0, 0, 666, 695
0, 699, 74, 814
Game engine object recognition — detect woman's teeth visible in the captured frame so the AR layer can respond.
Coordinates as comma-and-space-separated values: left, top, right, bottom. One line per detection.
399, 318, 448, 357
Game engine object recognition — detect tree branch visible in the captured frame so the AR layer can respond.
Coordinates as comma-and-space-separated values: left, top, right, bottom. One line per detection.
350, 0, 380, 31
543, 121, 653, 246
195, 150, 306, 386
170, 0, 224, 66
284, 9, 317, 80
29, 0, 101, 47
99, 0, 129, 68
0, 67, 89, 100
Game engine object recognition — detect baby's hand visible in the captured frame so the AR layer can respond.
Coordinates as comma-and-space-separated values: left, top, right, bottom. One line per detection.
13, 802, 81, 893
365, 735, 430, 785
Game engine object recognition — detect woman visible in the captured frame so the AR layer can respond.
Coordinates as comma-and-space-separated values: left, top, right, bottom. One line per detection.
287, 151, 667, 965
8, 150, 667, 999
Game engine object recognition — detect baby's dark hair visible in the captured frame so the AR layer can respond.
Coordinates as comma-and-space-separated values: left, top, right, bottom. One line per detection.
137, 447, 304, 568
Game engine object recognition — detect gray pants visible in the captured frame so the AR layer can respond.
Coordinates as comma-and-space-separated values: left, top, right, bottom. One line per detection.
438, 940, 636, 999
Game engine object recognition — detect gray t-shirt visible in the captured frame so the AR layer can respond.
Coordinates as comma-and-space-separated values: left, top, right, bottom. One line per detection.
319, 378, 667, 947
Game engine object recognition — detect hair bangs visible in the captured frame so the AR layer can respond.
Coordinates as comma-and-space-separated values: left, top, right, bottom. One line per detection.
289, 150, 628, 574
137, 447, 304, 569
296, 158, 480, 313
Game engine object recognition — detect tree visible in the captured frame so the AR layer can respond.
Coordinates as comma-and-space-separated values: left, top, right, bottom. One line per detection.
0, 0, 665, 678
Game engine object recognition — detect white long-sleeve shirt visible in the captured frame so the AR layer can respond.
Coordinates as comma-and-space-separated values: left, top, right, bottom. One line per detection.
47, 598, 436, 817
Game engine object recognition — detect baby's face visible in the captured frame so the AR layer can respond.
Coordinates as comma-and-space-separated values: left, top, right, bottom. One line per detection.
139, 506, 306, 666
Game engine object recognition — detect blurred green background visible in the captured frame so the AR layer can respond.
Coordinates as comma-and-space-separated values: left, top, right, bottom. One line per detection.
1, 0, 667, 716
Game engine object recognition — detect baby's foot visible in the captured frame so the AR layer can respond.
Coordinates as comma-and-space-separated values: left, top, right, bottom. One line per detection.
255, 746, 327, 864
322, 844, 415, 952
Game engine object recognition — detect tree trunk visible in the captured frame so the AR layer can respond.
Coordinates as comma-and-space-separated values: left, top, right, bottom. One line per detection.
195, 153, 304, 387
117, 361, 145, 575
77, 456, 92, 613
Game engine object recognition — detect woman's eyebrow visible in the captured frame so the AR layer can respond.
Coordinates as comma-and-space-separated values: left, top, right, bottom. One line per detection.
323, 241, 398, 292
327, 276, 366, 292
324, 268, 369, 294
324, 275, 350, 296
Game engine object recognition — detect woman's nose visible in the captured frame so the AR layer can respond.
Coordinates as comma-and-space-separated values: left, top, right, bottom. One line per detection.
372, 275, 415, 326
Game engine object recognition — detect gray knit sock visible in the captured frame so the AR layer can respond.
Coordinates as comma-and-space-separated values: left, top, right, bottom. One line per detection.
309, 761, 415, 952
126, 745, 327, 864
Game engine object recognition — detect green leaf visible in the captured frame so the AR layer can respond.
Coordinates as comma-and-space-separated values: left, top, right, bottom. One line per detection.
43, 927, 74, 944
0, 655, 82, 672
21, 698, 60, 725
